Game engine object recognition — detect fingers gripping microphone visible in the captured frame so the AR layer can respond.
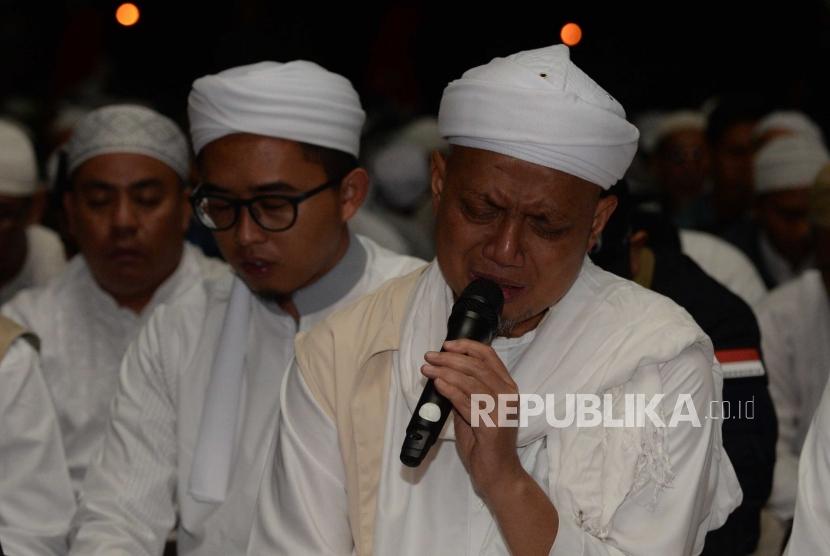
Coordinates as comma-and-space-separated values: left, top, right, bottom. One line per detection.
400, 278, 504, 467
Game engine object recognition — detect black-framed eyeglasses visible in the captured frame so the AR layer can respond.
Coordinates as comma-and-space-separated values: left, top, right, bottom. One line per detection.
190, 177, 341, 232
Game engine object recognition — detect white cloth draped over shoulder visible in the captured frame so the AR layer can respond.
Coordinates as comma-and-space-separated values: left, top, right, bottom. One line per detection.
784, 376, 830, 555
678, 229, 767, 307
0, 332, 76, 556
757, 270, 830, 520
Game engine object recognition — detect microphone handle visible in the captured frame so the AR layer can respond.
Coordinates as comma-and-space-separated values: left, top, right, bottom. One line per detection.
400, 309, 496, 467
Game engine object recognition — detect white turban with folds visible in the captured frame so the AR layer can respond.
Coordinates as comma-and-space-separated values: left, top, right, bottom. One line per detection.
0, 119, 38, 196
65, 104, 190, 181
188, 60, 365, 157
438, 44, 639, 189
754, 135, 830, 195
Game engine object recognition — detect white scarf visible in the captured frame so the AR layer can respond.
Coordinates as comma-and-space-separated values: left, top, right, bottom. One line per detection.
188, 276, 252, 503
379, 259, 733, 552
188, 234, 371, 504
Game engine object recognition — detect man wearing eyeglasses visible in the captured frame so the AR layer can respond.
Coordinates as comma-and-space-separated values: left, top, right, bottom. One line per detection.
70, 61, 423, 556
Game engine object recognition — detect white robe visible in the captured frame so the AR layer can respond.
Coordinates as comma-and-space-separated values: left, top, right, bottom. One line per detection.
253, 259, 741, 555
0, 335, 76, 556
0, 225, 66, 305
757, 269, 830, 520
69, 235, 423, 556
349, 208, 412, 255
1, 243, 226, 493
783, 377, 830, 555
679, 229, 767, 307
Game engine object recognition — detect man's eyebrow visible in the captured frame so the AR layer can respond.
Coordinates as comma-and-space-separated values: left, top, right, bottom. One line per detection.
128, 178, 165, 190
250, 182, 302, 194
528, 206, 571, 222
76, 180, 117, 191
198, 182, 301, 195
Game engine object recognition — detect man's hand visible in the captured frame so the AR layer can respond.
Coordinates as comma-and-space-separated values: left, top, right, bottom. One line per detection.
421, 338, 524, 499
422, 338, 558, 554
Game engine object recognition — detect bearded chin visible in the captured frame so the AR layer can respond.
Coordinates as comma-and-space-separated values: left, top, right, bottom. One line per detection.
496, 306, 548, 337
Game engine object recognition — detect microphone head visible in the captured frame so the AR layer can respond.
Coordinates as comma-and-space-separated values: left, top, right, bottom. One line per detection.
456, 278, 504, 330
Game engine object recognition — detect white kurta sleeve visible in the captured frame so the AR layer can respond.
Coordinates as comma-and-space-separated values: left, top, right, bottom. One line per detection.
757, 301, 799, 520
248, 360, 353, 555
784, 381, 830, 555
551, 344, 741, 556
0, 338, 76, 556
69, 311, 178, 556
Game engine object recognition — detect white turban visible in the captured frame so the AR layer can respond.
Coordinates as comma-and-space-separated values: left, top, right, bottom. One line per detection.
0, 119, 38, 197
641, 110, 706, 155
438, 44, 639, 189
65, 104, 190, 181
754, 110, 824, 144
754, 135, 830, 195
188, 60, 365, 157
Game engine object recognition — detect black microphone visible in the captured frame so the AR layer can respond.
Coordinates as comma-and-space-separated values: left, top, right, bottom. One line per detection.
400, 278, 504, 467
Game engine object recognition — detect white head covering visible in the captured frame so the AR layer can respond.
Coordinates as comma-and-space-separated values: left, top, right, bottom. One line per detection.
188, 60, 365, 157
65, 104, 190, 180
369, 117, 446, 210
754, 110, 824, 144
438, 44, 639, 189
754, 135, 830, 195
370, 142, 430, 209
0, 119, 38, 197
641, 110, 706, 155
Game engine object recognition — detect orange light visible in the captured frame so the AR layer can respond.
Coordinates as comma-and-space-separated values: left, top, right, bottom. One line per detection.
116, 3, 140, 27
560, 22, 582, 46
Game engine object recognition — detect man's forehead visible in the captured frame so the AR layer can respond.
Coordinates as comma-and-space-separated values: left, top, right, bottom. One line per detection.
447, 149, 598, 202
72, 154, 180, 189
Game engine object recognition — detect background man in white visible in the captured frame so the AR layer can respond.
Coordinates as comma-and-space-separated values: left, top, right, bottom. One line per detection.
2, 104, 222, 495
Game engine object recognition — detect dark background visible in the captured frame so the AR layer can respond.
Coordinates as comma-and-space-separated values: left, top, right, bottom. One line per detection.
3, 0, 829, 155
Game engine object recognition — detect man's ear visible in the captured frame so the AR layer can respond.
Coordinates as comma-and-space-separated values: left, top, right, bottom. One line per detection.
587, 194, 618, 252
430, 150, 448, 216
338, 167, 369, 223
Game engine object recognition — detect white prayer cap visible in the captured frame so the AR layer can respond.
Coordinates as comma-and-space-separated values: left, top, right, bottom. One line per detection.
0, 119, 38, 197
754, 135, 830, 195
754, 110, 824, 144
396, 117, 448, 154
371, 142, 430, 209
438, 44, 639, 189
188, 60, 365, 157
641, 110, 706, 155
370, 117, 447, 210
65, 104, 190, 181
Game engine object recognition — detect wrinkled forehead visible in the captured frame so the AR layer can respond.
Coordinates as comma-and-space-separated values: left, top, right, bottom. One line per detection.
444, 146, 601, 208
